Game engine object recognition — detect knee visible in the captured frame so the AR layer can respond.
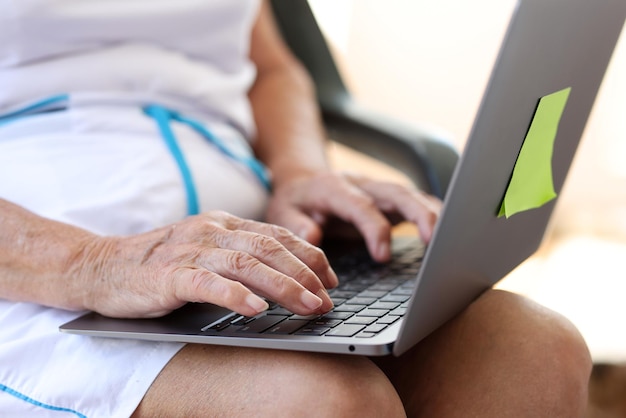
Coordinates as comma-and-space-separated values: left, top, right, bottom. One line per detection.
471, 290, 592, 407
373, 290, 592, 416
476, 289, 591, 368
277, 353, 406, 417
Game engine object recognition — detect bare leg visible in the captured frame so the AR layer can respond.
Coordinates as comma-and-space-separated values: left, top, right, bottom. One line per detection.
133, 344, 406, 417
373, 289, 592, 417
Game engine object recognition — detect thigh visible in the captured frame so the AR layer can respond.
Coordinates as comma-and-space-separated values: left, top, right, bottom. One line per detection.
372, 289, 591, 417
134, 344, 406, 418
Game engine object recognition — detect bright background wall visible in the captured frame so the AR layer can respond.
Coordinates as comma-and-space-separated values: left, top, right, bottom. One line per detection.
311, 0, 626, 362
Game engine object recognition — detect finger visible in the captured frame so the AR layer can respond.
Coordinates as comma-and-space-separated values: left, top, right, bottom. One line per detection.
173, 268, 270, 317
201, 211, 335, 288
212, 229, 337, 301
199, 248, 332, 315
227, 217, 338, 290
346, 175, 442, 243
302, 178, 393, 262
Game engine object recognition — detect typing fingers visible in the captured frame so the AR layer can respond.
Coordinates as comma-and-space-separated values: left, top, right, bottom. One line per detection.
175, 247, 332, 317
345, 173, 442, 243
226, 218, 338, 290
290, 173, 394, 261
165, 212, 335, 316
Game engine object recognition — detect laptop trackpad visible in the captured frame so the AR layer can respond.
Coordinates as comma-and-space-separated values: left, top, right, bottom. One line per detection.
62, 303, 233, 335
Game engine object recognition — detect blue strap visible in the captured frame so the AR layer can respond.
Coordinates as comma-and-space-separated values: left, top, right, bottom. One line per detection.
171, 112, 272, 192
0, 94, 69, 127
143, 105, 201, 216
143, 104, 271, 216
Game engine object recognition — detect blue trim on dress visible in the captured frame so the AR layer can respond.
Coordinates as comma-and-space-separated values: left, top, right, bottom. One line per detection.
0, 383, 88, 418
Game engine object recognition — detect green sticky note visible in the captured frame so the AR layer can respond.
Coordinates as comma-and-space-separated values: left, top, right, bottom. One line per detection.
498, 87, 571, 218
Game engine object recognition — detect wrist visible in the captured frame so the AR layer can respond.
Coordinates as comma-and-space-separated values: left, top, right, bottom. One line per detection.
65, 235, 120, 313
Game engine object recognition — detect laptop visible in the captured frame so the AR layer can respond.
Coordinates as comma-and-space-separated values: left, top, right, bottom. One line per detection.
60, 0, 626, 357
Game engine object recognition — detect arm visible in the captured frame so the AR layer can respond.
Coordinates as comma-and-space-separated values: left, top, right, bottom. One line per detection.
0, 199, 96, 311
249, 1, 441, 261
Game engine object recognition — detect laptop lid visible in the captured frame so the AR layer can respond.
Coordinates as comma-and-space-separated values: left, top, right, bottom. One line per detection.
60, 0, 625, 357
393, 0, 626, 355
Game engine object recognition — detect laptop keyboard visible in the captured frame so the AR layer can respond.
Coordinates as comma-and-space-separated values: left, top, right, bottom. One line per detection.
203, 239, 424, 338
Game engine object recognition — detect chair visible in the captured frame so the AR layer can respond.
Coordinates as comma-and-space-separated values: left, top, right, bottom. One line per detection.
270, 0, 459, 199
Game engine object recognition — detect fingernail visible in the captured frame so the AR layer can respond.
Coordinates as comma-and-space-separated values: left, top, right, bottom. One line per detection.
300, 291, 323, 310
246, 294, 269, 313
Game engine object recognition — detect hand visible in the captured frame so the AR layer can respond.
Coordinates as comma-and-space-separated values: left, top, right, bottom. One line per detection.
266, 171, 442, 262
77, 211, 338, 319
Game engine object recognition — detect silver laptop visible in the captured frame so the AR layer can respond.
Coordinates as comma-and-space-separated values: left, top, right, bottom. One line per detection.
60, 0, 626, 357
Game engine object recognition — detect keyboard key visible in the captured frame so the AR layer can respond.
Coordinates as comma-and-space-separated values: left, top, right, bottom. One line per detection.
204, 319, 231, 332
313, 318, 343, 327
358, 308, 389, 318
389, 307, 407, 316
265, 307, 293, 316
325, 324, 365, 337
377, 315, 400, 325
364, 324, 388, 333
391, 287, 413, 296
399, 280, 416, 288
369, 283, 400, 291
352, 277, 378, 286
290, 314, 320, 321
357, 290, 388, 298
380, 294, 410, 303
295, 325, 331, 336
321, 311, 354, 320
230, 315, 255, 326
345, 316, 377, 325
355, 332, 376, 338
236, 315, 288, 333
346, 296, 377, 305
341, 283, 370, 292
369, 301, 400, 310
265, 319, 309, 335
329, 290, 358, 298
333, 304, 366, 313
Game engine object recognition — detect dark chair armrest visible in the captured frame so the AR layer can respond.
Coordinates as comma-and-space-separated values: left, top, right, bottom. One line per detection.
322, 101, 459, 199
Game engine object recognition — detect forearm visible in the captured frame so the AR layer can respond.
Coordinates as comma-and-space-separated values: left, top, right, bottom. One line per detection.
249, 63, 329, 186
248, 1, 330, 189
0, 198, 101, 310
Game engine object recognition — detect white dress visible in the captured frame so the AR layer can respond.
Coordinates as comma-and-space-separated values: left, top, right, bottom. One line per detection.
0, 1, 267, 416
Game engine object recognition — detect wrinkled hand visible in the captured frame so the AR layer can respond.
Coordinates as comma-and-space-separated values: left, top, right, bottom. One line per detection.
266, 172, 442, 262
79, 211, 337, 319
